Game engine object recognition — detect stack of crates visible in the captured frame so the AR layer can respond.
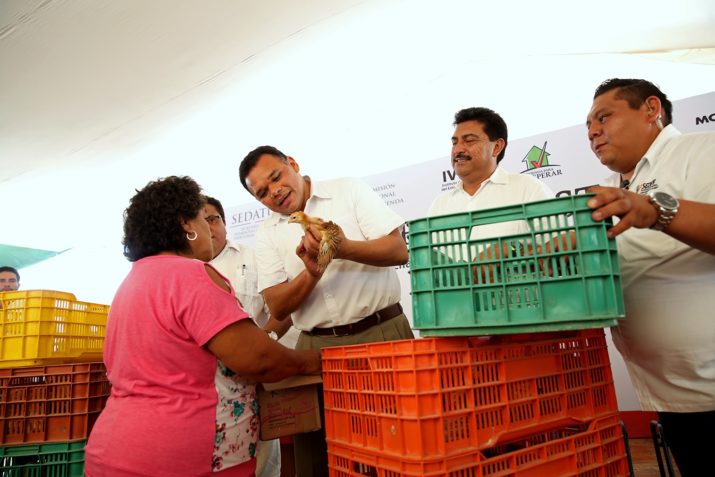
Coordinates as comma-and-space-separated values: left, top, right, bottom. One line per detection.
323, 195, 631, 476
323, 331, 630, 476
0, 290, 110, 475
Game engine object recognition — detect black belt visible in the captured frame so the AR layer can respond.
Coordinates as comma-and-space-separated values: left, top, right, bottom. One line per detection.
306, 303, 403, 337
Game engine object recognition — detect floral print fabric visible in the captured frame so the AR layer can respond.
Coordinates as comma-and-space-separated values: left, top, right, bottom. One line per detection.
212, 361, 259, 472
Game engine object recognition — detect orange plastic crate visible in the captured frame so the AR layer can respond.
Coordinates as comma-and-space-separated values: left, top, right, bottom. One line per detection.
328, 415, 630, 476
322, 329, 618, 459
0, 290, 108, 368
0, 362, 110, 444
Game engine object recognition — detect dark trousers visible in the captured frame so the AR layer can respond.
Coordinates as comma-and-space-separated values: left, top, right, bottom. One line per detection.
292, 386, 328, 477
657, 409, 715, 477
292, 314, 414, 477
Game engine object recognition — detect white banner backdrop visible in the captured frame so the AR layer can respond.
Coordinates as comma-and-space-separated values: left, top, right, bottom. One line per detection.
226, 92, 715, 410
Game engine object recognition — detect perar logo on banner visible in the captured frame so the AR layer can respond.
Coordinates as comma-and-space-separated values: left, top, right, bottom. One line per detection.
520, 141, 563, 179
517, 140, 597, 197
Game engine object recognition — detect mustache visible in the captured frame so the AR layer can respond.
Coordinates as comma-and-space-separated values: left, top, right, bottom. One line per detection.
453, 153, 471, 161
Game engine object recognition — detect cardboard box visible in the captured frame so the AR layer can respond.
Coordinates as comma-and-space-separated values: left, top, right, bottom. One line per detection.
258, 374, 322, 440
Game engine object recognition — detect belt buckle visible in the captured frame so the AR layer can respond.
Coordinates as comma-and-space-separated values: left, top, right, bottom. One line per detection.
372, 311, 380, 324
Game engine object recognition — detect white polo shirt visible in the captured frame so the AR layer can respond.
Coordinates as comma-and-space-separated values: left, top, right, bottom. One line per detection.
211, 241, 300, 348
211, 241, 269, 326
255, 177, 405, 332
428, 166, 554, 239
604, 125, 715, 412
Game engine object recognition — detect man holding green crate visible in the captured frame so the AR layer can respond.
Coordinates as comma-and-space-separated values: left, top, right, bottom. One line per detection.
428, 107, 553, 225
586, 78, 715, 477
428, 107, 556, 279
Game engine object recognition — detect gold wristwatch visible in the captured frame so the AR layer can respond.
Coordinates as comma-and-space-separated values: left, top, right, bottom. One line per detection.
647, 191, 679, 231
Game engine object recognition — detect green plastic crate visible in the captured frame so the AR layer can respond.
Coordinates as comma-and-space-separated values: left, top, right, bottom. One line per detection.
0, 440, 85, 476
408, 195, 624, 336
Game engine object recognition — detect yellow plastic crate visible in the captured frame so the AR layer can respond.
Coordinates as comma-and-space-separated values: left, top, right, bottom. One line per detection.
0, 290, 108, 368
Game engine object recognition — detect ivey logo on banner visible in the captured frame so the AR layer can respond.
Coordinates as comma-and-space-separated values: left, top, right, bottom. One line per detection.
439, 169, 459, 192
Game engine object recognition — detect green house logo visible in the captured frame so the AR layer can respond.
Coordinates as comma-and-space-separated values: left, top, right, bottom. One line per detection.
522, 141, 553, 170
520, 140, 564, 179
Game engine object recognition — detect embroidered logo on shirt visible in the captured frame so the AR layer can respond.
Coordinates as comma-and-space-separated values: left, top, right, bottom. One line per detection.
636, 179, 658, 194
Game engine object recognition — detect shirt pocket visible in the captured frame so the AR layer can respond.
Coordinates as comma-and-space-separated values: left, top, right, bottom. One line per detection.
235, 269, 266, 322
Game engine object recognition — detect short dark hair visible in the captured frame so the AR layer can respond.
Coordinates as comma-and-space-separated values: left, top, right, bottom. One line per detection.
122, 176, 206, 262
594, 78, 673, 126
204, 196, 226, 224
239, 145, 289, 193
0, 266, 19, 282
453, 107, 508, 162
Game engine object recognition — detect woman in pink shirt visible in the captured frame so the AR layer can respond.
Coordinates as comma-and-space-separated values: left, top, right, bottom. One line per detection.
85, 176, 321, 477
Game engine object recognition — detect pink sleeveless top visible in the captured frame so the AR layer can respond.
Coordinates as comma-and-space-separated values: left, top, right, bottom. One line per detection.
85, 255, 256, 477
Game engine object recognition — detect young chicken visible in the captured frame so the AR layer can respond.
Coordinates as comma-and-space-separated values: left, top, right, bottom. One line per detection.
288, 211, 342, 272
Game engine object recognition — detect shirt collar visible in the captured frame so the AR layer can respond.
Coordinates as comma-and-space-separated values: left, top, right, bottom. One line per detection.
308, 177, 332, 200
213, 240, 241, 260
263, 176, 331, 226
456, 165, 508, 194
225, 240, 242, 253
488, 166, 510, 184
629, 124, 680, 183
642, 124, 681, 166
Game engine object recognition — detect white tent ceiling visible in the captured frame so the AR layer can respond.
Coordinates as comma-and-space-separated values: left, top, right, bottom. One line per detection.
1, 0, 714, 298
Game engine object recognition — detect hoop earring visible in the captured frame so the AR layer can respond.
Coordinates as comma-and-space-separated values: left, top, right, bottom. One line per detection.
186, 231, 198, 241
655, 116, 664, 131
